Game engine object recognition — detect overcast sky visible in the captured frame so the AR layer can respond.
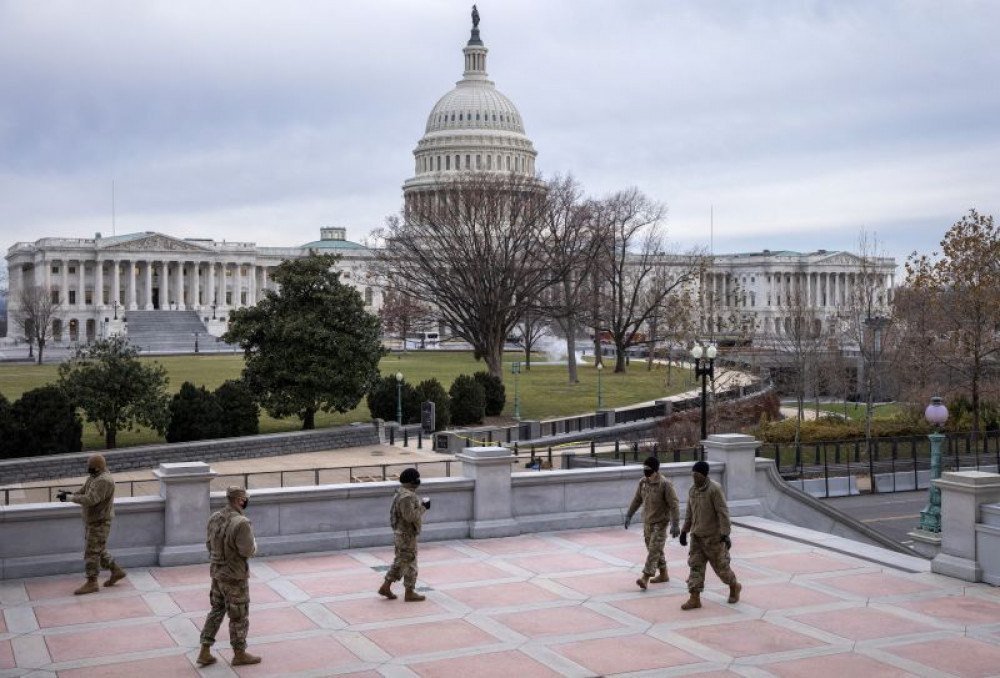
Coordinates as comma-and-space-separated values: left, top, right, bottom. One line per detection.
1, 0, 998, 271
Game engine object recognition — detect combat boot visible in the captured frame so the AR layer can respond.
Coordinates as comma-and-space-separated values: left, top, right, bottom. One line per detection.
231, 648, 262, 666
404, 587, 426, 602
195, 644, 216, 667
680, 591, 702, 610
104, 565, 127, 587
649, 568, 669, 583
635, 574, 650, 591
727, 582, 742, 604
378, 579, 397, 600
74, 577, 99, 595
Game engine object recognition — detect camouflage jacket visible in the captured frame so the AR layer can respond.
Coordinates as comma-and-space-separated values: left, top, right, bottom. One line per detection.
683, 479, 731, 537
390, 486, 426, 536
627, 472, 680, 529
71, 470, 115, 524
206, 505, 256, 580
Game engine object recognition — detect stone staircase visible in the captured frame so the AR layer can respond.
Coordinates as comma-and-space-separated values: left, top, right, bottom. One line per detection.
123, 310, 230, 354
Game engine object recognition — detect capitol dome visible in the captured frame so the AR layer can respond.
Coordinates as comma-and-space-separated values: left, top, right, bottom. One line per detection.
403, 11, 538, 202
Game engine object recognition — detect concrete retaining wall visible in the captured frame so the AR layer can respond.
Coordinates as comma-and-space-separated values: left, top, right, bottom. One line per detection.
0, 423, 382, 485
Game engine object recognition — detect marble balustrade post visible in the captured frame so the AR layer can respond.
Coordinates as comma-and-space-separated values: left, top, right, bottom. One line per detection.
78, 260, 86, 309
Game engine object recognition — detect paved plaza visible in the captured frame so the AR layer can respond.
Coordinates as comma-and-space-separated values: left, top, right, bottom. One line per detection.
2, 526, 1000, 677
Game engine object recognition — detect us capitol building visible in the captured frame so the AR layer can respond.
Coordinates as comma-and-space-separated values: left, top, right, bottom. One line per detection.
4, 9, 894, 349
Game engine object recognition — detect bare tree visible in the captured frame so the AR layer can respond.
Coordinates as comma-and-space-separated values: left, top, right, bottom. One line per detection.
376, 172, 551, 377
594, 188, 701, 372
13, 285, 59, 364
512, 303, 548, 370
379, 287, 434, 351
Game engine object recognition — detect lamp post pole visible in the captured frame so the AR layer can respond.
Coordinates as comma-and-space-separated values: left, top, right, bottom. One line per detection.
596, 362, 604, 410
919, 396, 949, 533
691, 343, 717, 441
395, 372, 404, 425
194, 332, 200, 354
113, 299, 119, 320
512, 361, 521, 420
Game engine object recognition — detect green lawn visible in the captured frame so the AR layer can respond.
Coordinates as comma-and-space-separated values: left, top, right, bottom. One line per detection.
0, 352, 693, 450
808, 402, 906, 421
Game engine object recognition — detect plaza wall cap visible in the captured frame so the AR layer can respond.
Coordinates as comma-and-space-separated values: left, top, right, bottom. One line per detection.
706, 433, 758, 444
153, 462, 216, 478
459, 446, 511, 459
934, 470, 1000, 491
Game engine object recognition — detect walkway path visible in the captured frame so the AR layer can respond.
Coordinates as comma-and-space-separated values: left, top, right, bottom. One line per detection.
2, 525, 999, 676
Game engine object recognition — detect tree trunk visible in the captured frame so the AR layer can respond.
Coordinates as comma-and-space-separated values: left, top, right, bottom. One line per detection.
36, 339, 45, 365
302, 408, 316, 430
485, 344, 503, 379
565, 323, 579, 384
614, 342, 627, 373
105, 426, 117, 450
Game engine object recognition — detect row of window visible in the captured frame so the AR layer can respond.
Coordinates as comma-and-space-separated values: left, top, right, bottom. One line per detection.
435, 110, 519, 126
420, 152, 532, 174
47, 286, 376, 307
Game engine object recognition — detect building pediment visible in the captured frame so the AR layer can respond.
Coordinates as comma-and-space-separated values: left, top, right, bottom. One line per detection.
100, 232, 212, 253
814, 251, 860, 266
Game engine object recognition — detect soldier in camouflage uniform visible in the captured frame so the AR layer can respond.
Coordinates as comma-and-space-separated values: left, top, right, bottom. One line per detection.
679, 460, 741, 610
57, 454, 126, 595
196, 486, 261, 668
378, 468, 430, 602
624, 456, 680, 590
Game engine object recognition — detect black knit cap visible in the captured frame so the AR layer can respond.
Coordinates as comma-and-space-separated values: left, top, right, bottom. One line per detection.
643, 456, 660, 471
400, 467, 421, 485
692, 460, 710, 476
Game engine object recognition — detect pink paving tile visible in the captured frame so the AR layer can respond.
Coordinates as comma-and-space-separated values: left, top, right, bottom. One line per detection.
592, 542, 664, 563
491, 604, 625, 638
465, 535, 563, 555
819, 571, 939, 597
417, 561, 513, 585
365, 618, 499, 656
168, 581, 284, 613
412, 649, 561, 678
57, 654, 199, 678
557, 528, 637, 547
898, 594, 1000, 625
553, 570, 666, 596
885, 636, 1000, 678
291, 571, 385, 598
611, 592, 739, 623
265, 552, 368, 575
325, 596, 449, 624
150, 564, 212, 586
221, 635, 360, 676
443, 581, 565, 609
553, 633, 701, 674
734, 583, 842, 610
35, 595, 153, 628
506, 552, 614, 575
676, 619, 826, 657
26, 576, 134, 600
764, 652, 913, 678
44, 622, 176, 662
0, 611, 6, 633
790, 606, 936, 640
212, 606, 317, 640
338, 673, 383, 678
757, 551, 862, 575
725, 534, 801, 555
0, 640, 13, 670
367, 543, 471, 565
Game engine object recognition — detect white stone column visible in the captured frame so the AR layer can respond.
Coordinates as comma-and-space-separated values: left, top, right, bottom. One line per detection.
931, 471, 1000, 581
234, 263, 243, 308
175, 259, 185, 310
95, 258, 104, 307
219, 263, 228, 307
111, 260, 121, 307
127, 261, 137, 309
192, 261, 201, 308
61, 259, 69, 307
159, 260, 168, 308
207, 262, 216, 308
77, 260, 86, 309
703, 433, 762, 515
459, 446, 519, 538
154, 462, 218, 566
261, 266, 268, 293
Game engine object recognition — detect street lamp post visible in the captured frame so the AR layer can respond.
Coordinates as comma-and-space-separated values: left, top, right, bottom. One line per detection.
113, 299, 119, 320
596, 362, 604, 410
211, 303, 217, 320
919, 396, 949, 533
511, 361, 521, 420
691, 343, 717, 441
395, 372, 404, 425
194, 332, 200, 354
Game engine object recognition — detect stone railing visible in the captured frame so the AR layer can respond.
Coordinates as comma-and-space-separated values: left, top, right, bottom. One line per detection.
930, 471, 1000, 583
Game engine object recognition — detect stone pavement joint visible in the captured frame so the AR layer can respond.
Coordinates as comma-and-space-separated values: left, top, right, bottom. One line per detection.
1, 525, 999, 677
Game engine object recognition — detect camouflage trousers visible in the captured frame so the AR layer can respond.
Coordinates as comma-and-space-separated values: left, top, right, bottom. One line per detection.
199, 577, 250, 650
686, 534, 738, 593
83, 521, 117, 578
385, 531, 419, 589
642, 522, 668, 577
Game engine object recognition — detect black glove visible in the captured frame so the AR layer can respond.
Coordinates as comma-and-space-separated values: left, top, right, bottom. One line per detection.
670, 525, 680, 539
57, 490, 71, 502
721, 534, 732, 550
421, 497, 431, 510
679, 531, 688, 547
623, 514, 632, 530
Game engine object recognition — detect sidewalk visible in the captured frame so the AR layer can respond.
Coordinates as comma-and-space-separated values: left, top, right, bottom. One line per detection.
2, 525, 999, 676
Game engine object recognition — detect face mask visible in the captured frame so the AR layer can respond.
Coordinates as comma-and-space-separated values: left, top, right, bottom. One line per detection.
412, 478, 421, 487
643, 468, 654, 477
241, 498, 250, 510
87, 467, 98, 477
693, 474, 708, 487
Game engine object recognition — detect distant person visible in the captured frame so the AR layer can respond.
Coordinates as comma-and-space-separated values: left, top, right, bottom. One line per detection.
196, 486, 261, 667
57, 454, 127, 595
678, 460, 741, 610
379, 467, 430, 602
624, 456, 680, 590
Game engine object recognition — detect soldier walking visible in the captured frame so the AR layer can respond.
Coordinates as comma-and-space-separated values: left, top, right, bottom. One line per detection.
679, 460, 741, 610
624, 456, 680, 590
196, 486, 261, 667
57, 454, 127, 595
379, 467, 430, 602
